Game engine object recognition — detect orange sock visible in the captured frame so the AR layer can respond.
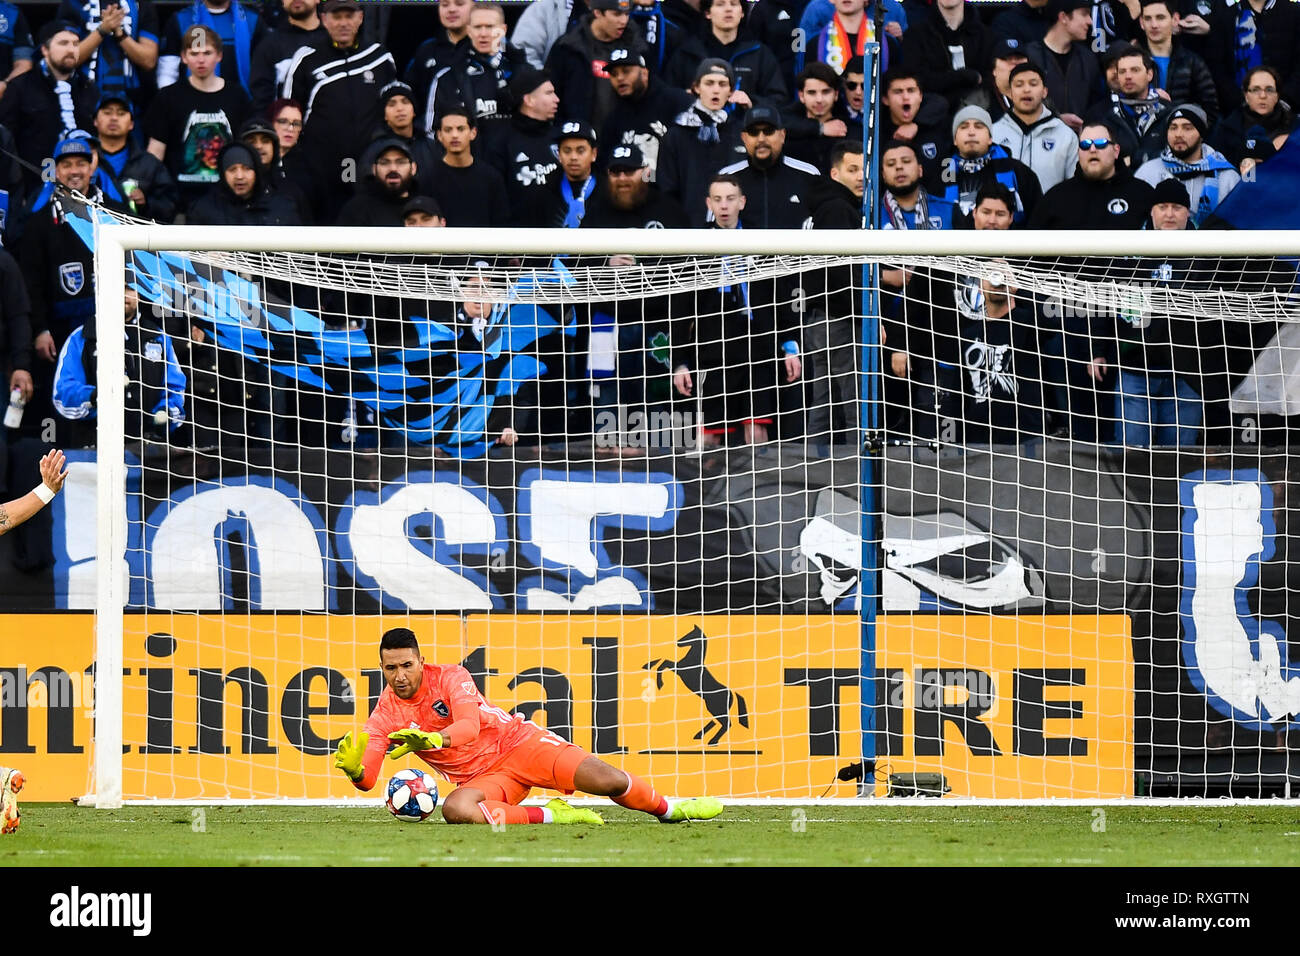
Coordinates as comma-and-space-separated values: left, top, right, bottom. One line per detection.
477, 801, 545, 824
612, 772, 669, 817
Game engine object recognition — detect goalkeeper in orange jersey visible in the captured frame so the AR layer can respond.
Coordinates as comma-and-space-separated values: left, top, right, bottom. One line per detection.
333, 627, 724, 826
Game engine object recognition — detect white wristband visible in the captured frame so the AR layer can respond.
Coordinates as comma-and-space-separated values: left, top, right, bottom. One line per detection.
32, 484, 55, 505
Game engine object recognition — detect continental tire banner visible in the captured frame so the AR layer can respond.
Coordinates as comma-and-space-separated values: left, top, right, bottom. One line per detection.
0, 613, 1131, 801
0, 442, 1293, 792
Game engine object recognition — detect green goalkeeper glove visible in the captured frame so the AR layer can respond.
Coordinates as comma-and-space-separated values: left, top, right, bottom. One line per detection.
387, 728, 444, 760
333, 730, 368, 782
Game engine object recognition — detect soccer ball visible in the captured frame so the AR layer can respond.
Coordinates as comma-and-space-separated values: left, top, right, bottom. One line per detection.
385, 769, 439, 822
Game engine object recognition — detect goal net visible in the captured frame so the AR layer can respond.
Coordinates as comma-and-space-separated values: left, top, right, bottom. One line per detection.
76, 220, 1300, 805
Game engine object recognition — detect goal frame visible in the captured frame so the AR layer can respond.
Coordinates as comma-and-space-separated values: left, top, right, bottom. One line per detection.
91, 224, 1300, 807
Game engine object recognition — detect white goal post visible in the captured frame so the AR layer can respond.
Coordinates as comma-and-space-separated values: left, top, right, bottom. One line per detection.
88, 223, 1300, 807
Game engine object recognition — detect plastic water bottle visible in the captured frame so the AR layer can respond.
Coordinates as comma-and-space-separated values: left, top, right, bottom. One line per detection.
3, 387, 24, 429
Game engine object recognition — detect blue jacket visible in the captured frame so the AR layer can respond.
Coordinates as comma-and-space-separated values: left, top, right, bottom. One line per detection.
54, 318, 186, 434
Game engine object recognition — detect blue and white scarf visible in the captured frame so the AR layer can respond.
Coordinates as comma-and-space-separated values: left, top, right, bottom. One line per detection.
561, 175, 594, 228
1233, 0, 1271, 90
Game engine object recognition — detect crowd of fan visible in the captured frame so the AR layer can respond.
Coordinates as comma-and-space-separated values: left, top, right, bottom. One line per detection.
0, 0, 1298, 466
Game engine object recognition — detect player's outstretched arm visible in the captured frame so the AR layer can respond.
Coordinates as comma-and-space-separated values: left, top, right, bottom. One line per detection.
0, 450, 68, 537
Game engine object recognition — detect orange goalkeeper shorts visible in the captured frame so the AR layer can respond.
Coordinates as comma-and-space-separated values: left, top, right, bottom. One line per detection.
458, 729, 590, 805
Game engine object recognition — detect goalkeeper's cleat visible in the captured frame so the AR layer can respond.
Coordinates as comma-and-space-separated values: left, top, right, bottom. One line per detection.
0, 767, 24, 835
658, 796, 723, 823
545, 798, 604, 826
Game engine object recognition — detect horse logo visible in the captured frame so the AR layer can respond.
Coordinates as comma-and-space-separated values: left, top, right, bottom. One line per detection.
643, 626, 749, 745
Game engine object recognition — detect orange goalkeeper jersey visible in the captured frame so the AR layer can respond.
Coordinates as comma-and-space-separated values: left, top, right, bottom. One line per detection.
355, 663, 539, 790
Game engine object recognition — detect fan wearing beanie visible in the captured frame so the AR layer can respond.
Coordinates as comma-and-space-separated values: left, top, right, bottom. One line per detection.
1135, 103, 1240, 225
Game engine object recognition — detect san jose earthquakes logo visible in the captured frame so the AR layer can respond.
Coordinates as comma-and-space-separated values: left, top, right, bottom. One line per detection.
1107, 198, 1129, 215
432, 699, 449, 718
59, 262, 85, 296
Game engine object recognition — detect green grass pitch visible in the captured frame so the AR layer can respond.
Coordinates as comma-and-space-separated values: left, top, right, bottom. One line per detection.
7, 803, 1300, 866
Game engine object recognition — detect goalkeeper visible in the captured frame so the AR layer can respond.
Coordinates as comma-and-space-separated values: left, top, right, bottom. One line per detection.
334, 627, 723, 826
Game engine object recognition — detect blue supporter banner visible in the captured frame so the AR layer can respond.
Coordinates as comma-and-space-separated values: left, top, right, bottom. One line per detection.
65, 205, 574, 457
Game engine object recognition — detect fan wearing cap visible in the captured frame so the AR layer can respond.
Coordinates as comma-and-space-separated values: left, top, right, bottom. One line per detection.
580, 141, 689, 227
335, 137, 419, 226
985, 39, 1030, 122
657, 58, 747, 226
248, 0, 328, 112
928, 105, 1042, 225
991, 2, 1051, 50
544, 120, 600, 227
1134, 103, 1239, 225
17, 133, 130, 448
1087, 45, 1172, 164
282, 0, 396, 222
143, 24, 251, 214
484, 66, 562, 227
95, 93, 178, 223
0, 21, 100, 194
598, 45, 692, 181
665, 0, 787, 112
717, 105, 822, 228
368, 80, 438, 197
428, 106, 511, 227
404, 0, 472, 134
1025, 0, 1102, 133
546, 0, 645, 130
991, 61, 1080, 192
156, 0, 267, 95
59, 0, 160, 115
1103, 176, 1207, 448
402, 195, 446, 228
188, 140, 302, 224
239, 115, 312, 223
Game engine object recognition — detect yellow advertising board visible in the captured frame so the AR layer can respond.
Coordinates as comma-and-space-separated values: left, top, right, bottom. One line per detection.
0, 613, 1131, 801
